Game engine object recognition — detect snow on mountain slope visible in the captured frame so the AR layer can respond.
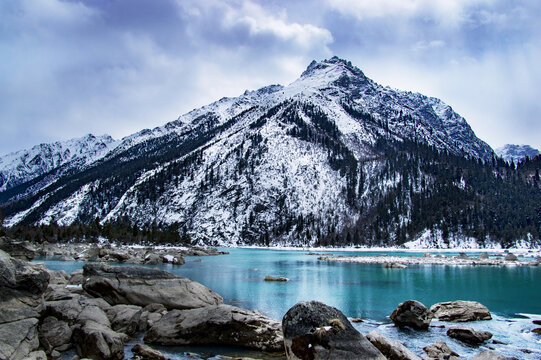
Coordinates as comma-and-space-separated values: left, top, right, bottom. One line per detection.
0, 134, 118, 192
1, 57, 498, 247
495, 144, 539, 163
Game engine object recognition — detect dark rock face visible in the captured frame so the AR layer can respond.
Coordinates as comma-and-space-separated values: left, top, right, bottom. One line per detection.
145, 304, 283, 352
0, 249, 49, 360
423, 341, 460, 360
430, 301, 492, 322
82, 263, 223, 309
390, 300, 433, 330
0, 237, 37, 261
366, 330, 421, 360
447, 326, 492, 344
282, 301, 385, 360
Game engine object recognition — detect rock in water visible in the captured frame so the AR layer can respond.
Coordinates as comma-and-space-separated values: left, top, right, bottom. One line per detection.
281, 301, 385, 360
447, 326, 492, 344
504, 253, 518, 261
264, 275, 289, 281
390, 300, 433, 330
145, 304, 283, 352
366, 330, 421, 360
473, 350, 516, 360
423, 341, 460, 360
82, 263, 223, 309
0, 249, 49, 360
131, 343, 171, 360
430, 300, 491, 322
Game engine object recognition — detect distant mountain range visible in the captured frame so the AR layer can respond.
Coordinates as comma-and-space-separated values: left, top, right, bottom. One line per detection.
495, 144, 540, 163
1, 57, 539, 248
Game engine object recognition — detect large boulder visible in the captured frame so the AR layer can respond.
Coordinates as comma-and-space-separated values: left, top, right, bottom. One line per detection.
0, 237, 37, 261
82, 263, 222, 309
423, 341, 460, 360
430, 301, 491, 322
447, 326, 492, 345
281, 301, 385, 360
0, 250, 49, 360
390, 300, 433, 330
145, 304, 283, 352
73, 320, 129, 360
366, 330, 421, 360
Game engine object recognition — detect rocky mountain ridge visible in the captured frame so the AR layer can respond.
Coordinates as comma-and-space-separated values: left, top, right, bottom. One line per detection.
495, 144, 539, 163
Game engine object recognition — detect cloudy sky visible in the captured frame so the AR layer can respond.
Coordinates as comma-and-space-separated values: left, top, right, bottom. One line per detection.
1, 0, 540, 155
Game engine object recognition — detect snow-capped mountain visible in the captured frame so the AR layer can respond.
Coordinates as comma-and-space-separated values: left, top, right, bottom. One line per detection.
495, 144, 539, 163
1, 57, 499, 246
0, 134, 118, 193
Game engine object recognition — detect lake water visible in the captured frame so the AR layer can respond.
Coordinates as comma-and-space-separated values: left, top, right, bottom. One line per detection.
40, 248, 541, 359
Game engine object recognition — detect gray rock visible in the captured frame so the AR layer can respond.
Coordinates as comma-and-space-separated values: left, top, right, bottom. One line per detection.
0, 250, 49, 360
137, 304, 167, 332
390, 300, 433, 330
264, 275, 289, 281
383, 262, 407, 269
162, 254, 185, 265
107, 304, 142, 335
22, 350, 48, 360
447, 326, 492, 344
45, 297, 84, 324
0, 318, 40, 360
131, 343, 170, 360
504, 253, 518, 261
68, 270, 84, 285
72, 320, 129, 360
430, 301, 491, 322
82, 263, 223, 309
281, 301, 385, 360
145, 304, 283, 352
0, 249, 49, 295
45, 284, 76, 301
38, 316, 72, 354
0, 237, 37, 260
423, 341, 460, 360
46, 269, 70, 285
366, 330, 421, 360
457, 253, 469, 260
473, 350, 516, 360
77, 305, 111, 327
478, 252, 489, 260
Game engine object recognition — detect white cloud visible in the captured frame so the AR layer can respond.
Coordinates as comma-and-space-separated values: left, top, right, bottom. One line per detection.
326, 0, 491, 26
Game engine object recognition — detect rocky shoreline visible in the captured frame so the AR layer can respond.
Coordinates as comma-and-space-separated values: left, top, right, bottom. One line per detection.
1, 237, 539, 360
318, 251, 541, 267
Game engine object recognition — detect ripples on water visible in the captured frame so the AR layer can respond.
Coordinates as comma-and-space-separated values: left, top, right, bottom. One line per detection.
40, 248, 541, 360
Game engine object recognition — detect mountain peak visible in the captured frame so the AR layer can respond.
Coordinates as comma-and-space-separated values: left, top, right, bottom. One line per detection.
301, 56, 366, 79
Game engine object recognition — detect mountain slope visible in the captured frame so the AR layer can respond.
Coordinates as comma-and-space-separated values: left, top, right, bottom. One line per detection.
0, 134, 118, 193
5, 57, 532, 248
495, 144, 540, 163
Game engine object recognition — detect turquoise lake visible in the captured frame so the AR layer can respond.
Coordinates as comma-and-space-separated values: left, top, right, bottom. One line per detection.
39, 248, 541, 359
